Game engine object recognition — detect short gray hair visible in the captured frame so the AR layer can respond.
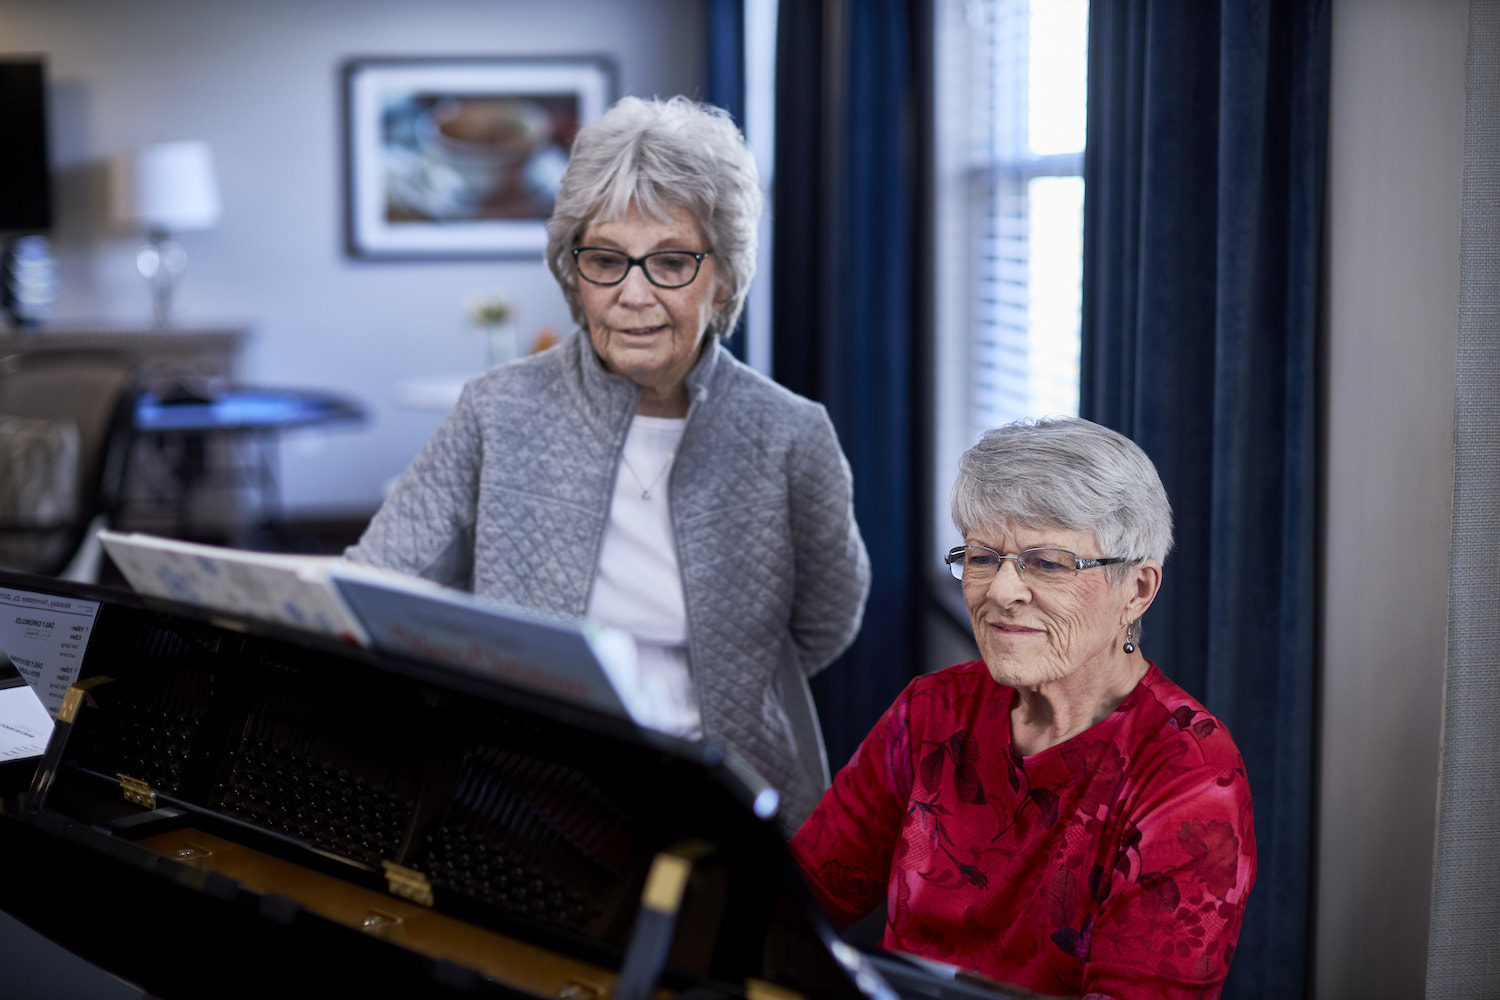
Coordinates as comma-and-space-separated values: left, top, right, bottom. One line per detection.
950, 417, 1174, 582
545, 95, 761, 341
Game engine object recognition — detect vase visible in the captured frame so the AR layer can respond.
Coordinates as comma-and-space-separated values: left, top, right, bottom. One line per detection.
484, 323, 518, 367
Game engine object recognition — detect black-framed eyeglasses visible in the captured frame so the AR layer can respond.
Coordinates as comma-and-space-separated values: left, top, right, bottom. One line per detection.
944, 545, 1132, 585
572, 247, 713, 289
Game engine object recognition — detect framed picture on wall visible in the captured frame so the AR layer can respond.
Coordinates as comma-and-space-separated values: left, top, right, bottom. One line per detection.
342, 56, 616, 259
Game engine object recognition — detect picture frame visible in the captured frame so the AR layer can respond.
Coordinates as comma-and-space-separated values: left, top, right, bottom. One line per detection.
342, 56, 616, 260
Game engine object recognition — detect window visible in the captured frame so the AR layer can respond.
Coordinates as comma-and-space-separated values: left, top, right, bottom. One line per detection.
931, 0, 1089, 558
742, 0, 778, 376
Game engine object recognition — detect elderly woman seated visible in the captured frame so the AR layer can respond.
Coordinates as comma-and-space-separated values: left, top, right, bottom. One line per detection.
790, 417, 1255, 999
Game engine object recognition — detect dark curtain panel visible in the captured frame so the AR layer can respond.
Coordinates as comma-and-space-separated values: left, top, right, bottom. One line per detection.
706, 0, 748, 359
706, 0, 746, 127
1081, 2, 1329, 996
772, 0, 927, 769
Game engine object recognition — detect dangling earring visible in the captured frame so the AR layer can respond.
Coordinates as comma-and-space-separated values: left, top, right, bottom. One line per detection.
1122, 620, 1138, 654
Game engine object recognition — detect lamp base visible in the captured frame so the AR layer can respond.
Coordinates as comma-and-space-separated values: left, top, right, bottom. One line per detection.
137, 229, 187, 327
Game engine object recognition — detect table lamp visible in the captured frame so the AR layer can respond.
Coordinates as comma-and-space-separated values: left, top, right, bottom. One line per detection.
111, 140, 221, 327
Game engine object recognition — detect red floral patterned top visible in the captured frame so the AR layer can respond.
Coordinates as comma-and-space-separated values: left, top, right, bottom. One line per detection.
789, 661, 1255, 999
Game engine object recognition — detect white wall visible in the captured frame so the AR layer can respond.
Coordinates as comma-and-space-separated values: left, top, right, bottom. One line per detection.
1317, 0, 1465, 995
0, 0, 707, 516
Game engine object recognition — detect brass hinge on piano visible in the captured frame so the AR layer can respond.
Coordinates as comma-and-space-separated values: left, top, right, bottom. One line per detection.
382, 860, 435, 908
118, 774, 156, 810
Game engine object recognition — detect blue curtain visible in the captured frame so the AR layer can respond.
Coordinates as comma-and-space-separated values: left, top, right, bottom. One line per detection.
1081, 2, 1329, 996
706, 0, 746, 127
707, 0, 748, 359
771, 0, 926, 768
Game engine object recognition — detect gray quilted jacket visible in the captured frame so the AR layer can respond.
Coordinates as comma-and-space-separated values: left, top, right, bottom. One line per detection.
346, 330, 870, 830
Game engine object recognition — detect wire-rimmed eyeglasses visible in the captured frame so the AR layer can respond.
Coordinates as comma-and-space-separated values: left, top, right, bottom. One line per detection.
572, 247, 713, 289
944, 545, 1132, 585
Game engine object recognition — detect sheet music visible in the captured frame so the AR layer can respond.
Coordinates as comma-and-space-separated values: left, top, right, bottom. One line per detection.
0, 584, 100, 719
98, 530, 651, 729
99, 530, 371, 645
332, 574, 642, 725
0, 679, 53, 761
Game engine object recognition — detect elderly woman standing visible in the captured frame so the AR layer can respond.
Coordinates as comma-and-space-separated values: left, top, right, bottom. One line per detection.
347, 96, 869, 830
790, 418, 1254, 998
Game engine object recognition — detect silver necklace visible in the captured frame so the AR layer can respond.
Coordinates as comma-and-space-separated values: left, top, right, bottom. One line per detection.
621, 450, 675, 500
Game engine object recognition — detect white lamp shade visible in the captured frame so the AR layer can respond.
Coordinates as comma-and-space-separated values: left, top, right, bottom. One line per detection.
111, 140, 222, 232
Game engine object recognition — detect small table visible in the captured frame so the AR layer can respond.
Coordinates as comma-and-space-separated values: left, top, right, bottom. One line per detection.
132, 386, 367, 541
392, 373, 475, 413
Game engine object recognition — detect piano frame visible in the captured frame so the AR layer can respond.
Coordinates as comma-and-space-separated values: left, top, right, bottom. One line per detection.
0, 570, 894, 1000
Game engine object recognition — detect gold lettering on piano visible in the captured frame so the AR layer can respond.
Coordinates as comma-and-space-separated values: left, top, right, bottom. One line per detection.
140, 828, 627, 999
382, 861, 435, 908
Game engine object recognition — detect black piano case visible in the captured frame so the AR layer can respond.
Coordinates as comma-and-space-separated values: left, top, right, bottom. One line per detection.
0, 573, 892, 1000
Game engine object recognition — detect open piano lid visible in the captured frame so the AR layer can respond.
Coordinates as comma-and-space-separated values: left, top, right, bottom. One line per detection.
0, 568, 930, 1000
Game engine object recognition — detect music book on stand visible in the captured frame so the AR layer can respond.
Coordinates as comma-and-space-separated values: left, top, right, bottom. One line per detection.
97, 530, 640, 725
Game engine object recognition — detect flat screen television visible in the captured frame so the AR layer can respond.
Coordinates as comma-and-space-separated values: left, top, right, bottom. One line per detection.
0, 57, 53, 233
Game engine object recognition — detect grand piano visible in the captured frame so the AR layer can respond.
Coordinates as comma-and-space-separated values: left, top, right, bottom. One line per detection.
0, 568, 1012, 1000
